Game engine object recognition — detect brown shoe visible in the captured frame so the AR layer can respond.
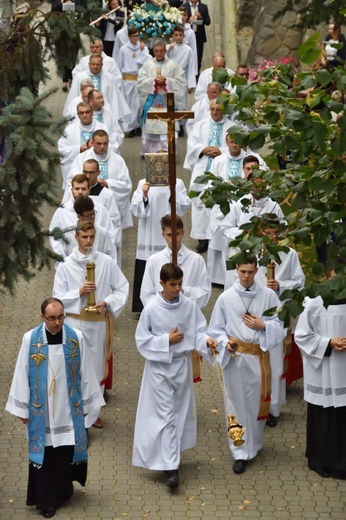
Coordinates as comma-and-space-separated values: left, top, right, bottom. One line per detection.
92, 417, 103, 429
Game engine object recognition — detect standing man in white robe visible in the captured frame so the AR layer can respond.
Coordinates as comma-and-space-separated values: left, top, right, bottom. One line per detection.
186, 81, 221, 136
207, 145, 267, 285
58, 101, 108, 189
6, 297, 105, 518
184, 99, 235, 253
224, 214, 305, 427
65, 54, 130, 129
117, 27, 150, 136
130, 177, 190, 312
133, 263, 217, 487
81, 158, 122, 256
53, 221, 129, 429
68, 130, 133, 229
137, 38, 187, 155
50, 174, 116, 258
88, 89, 124, 148
295, 296, 346, 479
72, 38, 120, 78
209, 256, 285, 474
194, 53, 235, 102
140, 214, 211, 309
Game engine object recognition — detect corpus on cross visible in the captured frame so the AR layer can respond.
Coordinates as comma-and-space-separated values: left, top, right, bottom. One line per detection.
147, 92, 194, 264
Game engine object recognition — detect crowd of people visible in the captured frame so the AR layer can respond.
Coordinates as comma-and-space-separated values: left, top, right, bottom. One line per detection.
4, 2, 346, 518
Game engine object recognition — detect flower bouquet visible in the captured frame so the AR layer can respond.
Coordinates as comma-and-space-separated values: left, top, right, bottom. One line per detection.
128, 4, 182, 41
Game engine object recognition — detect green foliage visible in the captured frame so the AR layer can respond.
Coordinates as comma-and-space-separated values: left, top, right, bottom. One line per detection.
193, 38, 346, 318
273, 0, 345, 29
0, 2, 102, 103
0, 88, 67, 294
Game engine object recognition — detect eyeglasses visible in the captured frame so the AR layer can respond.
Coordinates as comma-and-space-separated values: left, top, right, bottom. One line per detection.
43, 314, 66, 322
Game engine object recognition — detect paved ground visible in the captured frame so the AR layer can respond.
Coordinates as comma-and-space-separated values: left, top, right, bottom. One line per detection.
1, 2, 346, 519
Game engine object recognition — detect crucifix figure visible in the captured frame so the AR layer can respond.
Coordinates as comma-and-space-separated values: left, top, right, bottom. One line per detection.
147, 92, 194, 264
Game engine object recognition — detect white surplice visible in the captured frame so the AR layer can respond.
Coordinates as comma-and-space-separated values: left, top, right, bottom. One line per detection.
132, 292, 214, 470
6, 326, 105, 436
137, 56, 187, 152
207, 150, 267, 285
53, 249, 129, 386
57, 119, 108, 189
72, 51, 120, 79
209, 281, 285, 460
224, 247, 305, 417
194, 66, 235, 102
49, 198, 116, 258
131, 179, 190, 261
64, 70, 130, 126
140, 244, 211, 309
167, 42, 196, 92
117, 41, 150, 132
67, 148, 133, 229
295, 297, 346, 408
184, 116, 235, 239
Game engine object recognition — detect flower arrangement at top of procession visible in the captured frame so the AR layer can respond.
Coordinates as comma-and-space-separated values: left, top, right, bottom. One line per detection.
128, 4, 182, 40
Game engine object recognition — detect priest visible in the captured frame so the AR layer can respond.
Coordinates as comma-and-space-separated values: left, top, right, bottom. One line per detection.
6, 298, 105, 519
137, 38, 187, 155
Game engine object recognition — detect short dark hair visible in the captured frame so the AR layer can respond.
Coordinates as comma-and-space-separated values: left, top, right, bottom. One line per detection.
74, 196, 94, 215
173, 25, 185, 33
128, 26, 139, 36
83, 158, 99, 170
236, 255, 257, 268
160, 214, 184, 232
243, 155, 259, 167
160, 263, 183, 283
92, 129, 109, 140
41, 297, 64, 315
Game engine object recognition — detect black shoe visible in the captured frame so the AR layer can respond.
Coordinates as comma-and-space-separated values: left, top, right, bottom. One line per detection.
62, 85, 68, 92
165, 470, 179, 488
42, 508, 56, 518
178, 126, 185, 137
233, 459, 247, 474
136, 127, 142, 136
104, 390, 109, 403
195, 240, 208, 254
127, 130, 136, 138
266, 414, 278, 427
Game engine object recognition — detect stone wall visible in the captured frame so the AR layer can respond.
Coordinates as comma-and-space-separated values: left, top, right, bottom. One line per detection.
222, 0, 308, 68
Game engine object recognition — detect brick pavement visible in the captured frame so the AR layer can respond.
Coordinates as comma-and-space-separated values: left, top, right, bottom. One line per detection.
1, 2, 346, 519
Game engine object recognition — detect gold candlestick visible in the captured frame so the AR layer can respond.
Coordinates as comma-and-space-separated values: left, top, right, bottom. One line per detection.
85, 261, 98, 312
267, 260, 276, 281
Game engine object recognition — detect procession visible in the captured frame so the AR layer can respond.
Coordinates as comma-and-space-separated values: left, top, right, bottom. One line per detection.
1, 1, 346, 519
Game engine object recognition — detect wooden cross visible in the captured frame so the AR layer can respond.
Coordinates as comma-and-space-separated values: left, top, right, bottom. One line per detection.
147, 92, 194, 264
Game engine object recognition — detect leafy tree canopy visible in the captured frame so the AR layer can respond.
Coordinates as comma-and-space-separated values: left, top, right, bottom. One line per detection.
192, 42, 346, 325
274, 0, 346, 29
0, 1, 105, 293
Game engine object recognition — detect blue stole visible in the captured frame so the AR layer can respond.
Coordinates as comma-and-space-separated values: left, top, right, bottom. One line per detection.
90, 74, 101, 90
227, 156, 243, 179
98, 160, 109, 180
80, 128, 93, 144
28, 324, 87, 467
94, 112, 103, 123
206, 122, 223, 171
